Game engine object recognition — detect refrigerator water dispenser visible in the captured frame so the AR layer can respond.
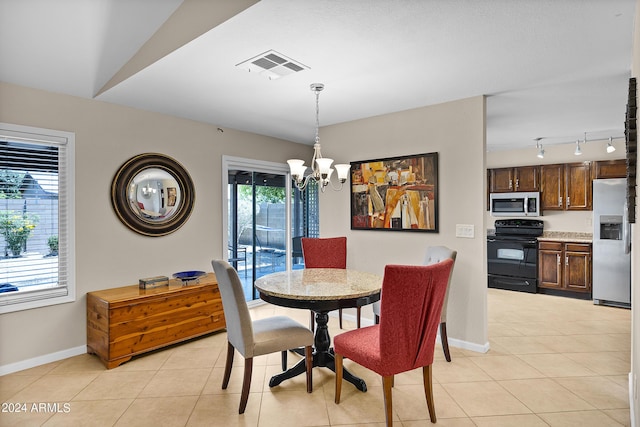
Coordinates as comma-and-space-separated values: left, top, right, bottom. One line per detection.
599, 215, 623, 240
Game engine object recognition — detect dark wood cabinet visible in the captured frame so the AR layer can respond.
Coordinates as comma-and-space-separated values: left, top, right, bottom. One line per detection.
564, 243, 591, 292
515, 166, 540, 192
489, 167, 515, 192
538, 241, 563, 289
593, 159, 627, 179
538, 241, 591, 294
490, 160, 615, 212
489, 166, 539, 193
565, 162, 592, 210
540, 164, 565, 210
539, 162, 592, 211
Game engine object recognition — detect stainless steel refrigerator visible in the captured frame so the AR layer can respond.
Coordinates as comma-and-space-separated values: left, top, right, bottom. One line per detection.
592, 178, 631, 308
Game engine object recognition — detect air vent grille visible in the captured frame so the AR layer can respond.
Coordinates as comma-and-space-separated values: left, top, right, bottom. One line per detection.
236, 50, 309, 80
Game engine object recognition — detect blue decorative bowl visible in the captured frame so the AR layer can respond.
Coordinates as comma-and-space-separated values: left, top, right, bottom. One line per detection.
172, 270, 207, 282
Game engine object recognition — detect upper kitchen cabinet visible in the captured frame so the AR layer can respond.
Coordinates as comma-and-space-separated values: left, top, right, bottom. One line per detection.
565, 162, 592, 210
540, 162, 592, 211
592, 159, 627, 179
540, 164, 564, 210
489, 166, 539, 193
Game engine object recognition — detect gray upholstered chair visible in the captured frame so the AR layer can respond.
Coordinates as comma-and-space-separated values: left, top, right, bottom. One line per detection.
372, 246, 457, 362
211, 260, 314, 414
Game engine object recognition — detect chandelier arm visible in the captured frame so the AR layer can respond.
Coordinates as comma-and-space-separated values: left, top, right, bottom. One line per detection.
326, 179, 345, 191
293, 173, 317, 192
311, 143, 321, 179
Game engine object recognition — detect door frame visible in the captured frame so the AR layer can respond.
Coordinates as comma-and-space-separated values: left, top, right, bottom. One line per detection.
221, 156, 294, 285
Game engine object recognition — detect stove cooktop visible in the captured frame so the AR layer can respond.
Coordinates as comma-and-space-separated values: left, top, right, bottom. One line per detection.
494, 219, 544, 237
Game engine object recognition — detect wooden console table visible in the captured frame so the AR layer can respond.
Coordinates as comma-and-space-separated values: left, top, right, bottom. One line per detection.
86, 273, 225, 369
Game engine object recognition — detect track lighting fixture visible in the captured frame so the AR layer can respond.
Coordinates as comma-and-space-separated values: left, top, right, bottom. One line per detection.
606, 137, 616, 153
531, 132, 621, 158
574, 140, 582, 156
535, 138, 544, 159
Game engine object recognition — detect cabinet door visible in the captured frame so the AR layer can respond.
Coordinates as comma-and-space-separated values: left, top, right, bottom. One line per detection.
565, 162, 592, 210
538, 243, 563, 289
490, 168, 514, 192
593, 159, 627, 179
564, 243, 591, 292
514, 166, 539, 192
540, 164, 564, 210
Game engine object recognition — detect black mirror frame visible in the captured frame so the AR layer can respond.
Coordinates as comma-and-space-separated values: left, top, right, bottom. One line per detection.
111, 153, 195, 236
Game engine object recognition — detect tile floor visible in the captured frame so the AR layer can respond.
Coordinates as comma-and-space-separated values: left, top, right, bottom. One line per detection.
0, 289, 631, 426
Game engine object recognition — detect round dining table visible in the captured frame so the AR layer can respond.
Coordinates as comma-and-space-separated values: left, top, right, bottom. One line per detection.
255, 268, 382, 392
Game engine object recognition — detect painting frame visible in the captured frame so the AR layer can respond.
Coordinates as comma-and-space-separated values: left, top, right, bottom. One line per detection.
350, 152, 438, 232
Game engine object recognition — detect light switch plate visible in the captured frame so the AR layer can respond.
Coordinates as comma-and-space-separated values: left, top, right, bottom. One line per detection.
455, 224, 475, 238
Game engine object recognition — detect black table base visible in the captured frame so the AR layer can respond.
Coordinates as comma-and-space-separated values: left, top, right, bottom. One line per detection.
268, 311, 367, 392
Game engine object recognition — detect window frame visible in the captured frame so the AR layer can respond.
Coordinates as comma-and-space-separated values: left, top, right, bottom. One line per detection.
0, 123, 75, 314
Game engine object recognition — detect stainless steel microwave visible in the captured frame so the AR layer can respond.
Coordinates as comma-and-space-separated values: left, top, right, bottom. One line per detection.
490, 192, 541, 217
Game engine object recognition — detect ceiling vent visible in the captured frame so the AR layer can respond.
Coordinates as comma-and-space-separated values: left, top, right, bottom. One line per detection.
236, 50, 309, 80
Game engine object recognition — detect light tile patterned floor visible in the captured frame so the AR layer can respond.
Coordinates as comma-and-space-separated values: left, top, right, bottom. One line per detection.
0, 289, 631, 426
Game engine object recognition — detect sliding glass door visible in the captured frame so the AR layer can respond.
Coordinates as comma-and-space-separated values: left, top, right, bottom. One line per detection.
223, 157, 318, 302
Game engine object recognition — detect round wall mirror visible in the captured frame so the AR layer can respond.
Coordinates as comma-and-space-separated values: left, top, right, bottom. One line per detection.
111, 153, 195, 236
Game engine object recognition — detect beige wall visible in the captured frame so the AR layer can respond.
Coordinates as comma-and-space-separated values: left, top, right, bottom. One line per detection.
631, 0, 640, 423
317, 96, 489, 350
0, 82, 311, 368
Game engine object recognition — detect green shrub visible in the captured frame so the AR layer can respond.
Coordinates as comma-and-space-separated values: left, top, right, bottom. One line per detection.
0, 211, 39, 256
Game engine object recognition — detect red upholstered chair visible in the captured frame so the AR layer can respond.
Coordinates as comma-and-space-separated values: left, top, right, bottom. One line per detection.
334, 260, 454, 426
301, 237, 358, 330
373, 245, 457, 362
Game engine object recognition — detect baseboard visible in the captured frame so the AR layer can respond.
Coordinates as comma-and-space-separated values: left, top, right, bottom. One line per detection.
446, 337, 491, 354
339, 312, 491, 354
630, 372, 637, 427
0, 345, 86, 376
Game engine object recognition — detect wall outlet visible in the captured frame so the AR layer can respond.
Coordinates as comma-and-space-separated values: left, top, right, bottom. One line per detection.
455, 224, 475, 238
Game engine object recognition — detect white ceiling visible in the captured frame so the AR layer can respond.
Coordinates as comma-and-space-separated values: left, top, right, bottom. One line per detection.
0, 0, 636, 152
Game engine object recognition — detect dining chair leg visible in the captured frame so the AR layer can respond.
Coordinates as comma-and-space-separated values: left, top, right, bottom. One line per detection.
440, 322, 451, 362
422, 364, 436, 423
339, 308, 343, 329
239, 357, 253, 414
222, 342, 235, 389
281, 350, 287, 371
382, 375, 394, 426
334, 353, 343, 403
356, 307, 361, 328
305, 345, 313, 393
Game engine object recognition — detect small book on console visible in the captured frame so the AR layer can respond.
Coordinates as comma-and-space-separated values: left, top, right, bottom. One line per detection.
139, 275, 170, 289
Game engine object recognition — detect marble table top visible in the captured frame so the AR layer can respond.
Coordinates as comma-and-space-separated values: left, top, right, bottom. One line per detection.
254, 268, 382, 301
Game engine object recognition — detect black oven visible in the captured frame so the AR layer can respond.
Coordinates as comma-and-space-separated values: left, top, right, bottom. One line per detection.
487, 219, 543, 293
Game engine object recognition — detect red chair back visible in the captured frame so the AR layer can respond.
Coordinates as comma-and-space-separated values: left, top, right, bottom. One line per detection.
301, 237, 347, 269
378, 259, 453, 374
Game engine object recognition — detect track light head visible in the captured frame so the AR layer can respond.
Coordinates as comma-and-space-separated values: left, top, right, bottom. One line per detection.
574, 140, 582, 156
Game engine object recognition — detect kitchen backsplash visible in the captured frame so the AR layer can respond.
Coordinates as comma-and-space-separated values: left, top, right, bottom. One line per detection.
485, 210, 594, 234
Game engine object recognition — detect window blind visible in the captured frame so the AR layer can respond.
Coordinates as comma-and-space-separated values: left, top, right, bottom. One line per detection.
0, 124, 74, 312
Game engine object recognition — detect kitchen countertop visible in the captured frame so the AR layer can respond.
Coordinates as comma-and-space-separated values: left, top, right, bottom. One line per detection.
486, 229, 593, 243
538, 231, 592, 243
